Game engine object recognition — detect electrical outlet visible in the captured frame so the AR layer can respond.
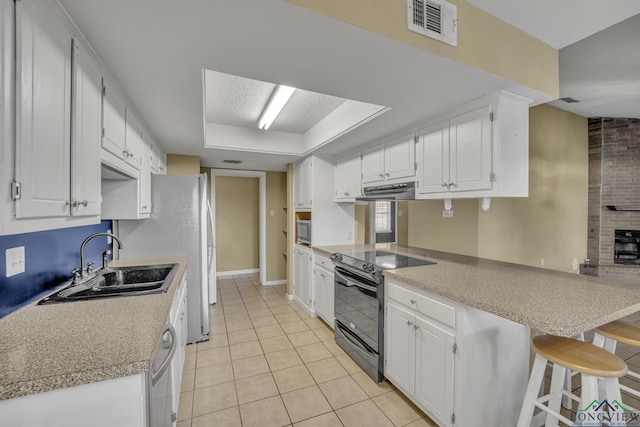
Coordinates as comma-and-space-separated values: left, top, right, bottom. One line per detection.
442, 210, 453, 218
541, 258, 545, 266
270, 209, 275, 217
348, 231, 353, 240
6, 246, 26, 277
398, 210, 404, 218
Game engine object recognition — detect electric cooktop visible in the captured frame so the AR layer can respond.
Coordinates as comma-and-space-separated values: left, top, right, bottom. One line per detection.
345, 250, 436, 270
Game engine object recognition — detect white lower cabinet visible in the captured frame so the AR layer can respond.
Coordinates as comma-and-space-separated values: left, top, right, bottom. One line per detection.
170, 275, 188, 418
384, 279, 529, 427
293, 245, 315, 316
313, 252, 334, 327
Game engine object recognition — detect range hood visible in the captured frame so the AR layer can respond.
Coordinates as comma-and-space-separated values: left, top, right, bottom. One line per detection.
356, 182, 415, 201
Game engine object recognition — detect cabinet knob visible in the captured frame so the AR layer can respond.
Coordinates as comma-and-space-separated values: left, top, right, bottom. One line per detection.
407, 320, 413, 326
442, 182, 448, 188
385, 173, 390, 177
410, 299, 416, 304
79, 200, 88, 207
378, 174, 384, 178
65, 200, 72, 206
414, 324, 419, 330
448, 182, 456, 188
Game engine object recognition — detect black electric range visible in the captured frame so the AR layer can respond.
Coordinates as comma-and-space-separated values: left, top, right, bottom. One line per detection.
330, 250, 436, 382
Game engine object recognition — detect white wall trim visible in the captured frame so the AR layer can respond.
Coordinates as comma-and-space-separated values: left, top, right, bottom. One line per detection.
216, 268, 260, 278
264, 279, 287, 286
211, 169, 267, 286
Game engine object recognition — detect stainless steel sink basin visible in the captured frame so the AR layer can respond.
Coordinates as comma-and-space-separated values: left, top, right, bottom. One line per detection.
38, 264, 179, 304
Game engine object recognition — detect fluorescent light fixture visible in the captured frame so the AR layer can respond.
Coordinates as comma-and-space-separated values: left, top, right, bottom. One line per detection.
258, 85, 296, 130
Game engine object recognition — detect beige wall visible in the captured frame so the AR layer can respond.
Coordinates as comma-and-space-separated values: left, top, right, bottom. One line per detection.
215, 176, 260, 272
266, 172, 287, 282
167, 154, 200, 176
287, 0, 558, 97
286, 164, 295, 295
354, 204, 367, 244
408, 104, 588, 271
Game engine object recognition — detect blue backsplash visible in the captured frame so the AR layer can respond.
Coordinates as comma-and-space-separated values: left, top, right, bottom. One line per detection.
0, 221, 113, 318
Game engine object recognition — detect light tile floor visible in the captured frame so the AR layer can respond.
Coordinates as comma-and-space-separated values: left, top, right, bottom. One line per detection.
176, 273, 436, 427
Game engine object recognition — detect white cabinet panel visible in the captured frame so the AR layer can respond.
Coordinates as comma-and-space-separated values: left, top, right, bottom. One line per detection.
361, 144, 385, 184
101, 81, 127, 160
385, 302, 415, 393
71, 38, 101, 217
449, 105, 492, 192
414, 315, 455, 425
294, 158, 312, 210
15, 0, 73, 218
124, 114, 142, 170
139, 138, 151, 214
385, 137, 415, 181
294, 245, 314, 316
334, 153, 362, 201
313, 253, 334, 327
416, 122, 449, 195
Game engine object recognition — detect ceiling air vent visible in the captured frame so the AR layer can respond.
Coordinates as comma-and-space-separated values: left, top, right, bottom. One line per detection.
560, 97, 580, 103
407, 0, 457, 47
223, 160, 243, 164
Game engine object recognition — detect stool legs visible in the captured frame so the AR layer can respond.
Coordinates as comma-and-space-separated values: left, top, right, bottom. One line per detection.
518, 353, 548, 427
547, 364, 567, 427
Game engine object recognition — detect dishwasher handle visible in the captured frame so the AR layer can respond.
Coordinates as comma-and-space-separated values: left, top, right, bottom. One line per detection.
151, 324, 176, 386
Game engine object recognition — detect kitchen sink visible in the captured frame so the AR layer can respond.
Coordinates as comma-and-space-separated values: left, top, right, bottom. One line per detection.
38, 264, 178, 304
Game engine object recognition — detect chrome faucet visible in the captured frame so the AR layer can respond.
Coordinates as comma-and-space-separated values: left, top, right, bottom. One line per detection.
79, 232, 123, 281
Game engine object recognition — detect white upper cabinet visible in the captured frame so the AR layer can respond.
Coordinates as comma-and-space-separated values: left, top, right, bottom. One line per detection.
416, 91, 530, 199
334, 152, 362, 202
361, 143, 385, 184
101, 80, 126, 161
9, 0, 100, 230
151, 142, 166, 175
362, 135, 415, 186
138, 137, 151, 214
124, 113, 142, 170
101, 79, 138, 178
294, 157, 312, 210
14, 0, 73, 219
70, 38, 102, 217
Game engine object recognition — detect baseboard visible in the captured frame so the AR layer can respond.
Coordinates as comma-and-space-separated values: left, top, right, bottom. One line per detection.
263, 280, 287, 287
216, 268, 260, 278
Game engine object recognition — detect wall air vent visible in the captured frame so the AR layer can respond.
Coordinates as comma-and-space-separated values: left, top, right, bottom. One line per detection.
407, 0, 457, 47
223, 160, 243, 164
560, 97, 580, 103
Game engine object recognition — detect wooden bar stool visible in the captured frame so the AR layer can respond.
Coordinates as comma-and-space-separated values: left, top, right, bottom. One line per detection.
517, 335, 627, 427
595, 320, 640, 402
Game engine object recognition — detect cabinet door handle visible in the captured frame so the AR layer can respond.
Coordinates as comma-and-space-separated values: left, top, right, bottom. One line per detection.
442, 182, 449, 188
414, 324, 419, 330
385, 173, 390, 177
378, 174, 384, 178
407, 320, 413, 326
448, 182, 456, 188
79, 200, 88, 207
410, 299, 417, 304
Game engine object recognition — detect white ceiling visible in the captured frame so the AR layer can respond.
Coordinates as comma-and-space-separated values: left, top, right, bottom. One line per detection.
58, 0, 640, 172
466, 0, 640, 49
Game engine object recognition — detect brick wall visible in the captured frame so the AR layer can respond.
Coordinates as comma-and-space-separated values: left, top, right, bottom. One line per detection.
583, 118, 640, 282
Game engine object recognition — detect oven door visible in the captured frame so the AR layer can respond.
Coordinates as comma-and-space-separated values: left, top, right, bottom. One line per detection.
333, 265, 380, 351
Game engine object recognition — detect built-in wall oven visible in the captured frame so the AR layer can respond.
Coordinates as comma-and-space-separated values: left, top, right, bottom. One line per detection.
331, 251, 436, 382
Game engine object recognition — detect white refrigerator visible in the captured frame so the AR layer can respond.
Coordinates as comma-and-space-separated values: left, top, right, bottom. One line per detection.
117, 174, 214, 343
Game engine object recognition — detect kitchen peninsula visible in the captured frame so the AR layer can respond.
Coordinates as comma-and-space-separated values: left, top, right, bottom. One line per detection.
317, 243, 640, 426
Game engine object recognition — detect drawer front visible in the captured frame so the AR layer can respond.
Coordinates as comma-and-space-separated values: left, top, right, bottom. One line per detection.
314, 253, 332, 270
387, 281, 455, 328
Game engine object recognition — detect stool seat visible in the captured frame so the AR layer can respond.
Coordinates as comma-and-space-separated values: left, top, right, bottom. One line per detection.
597, 320, 640, 347
533, 335, 627, 378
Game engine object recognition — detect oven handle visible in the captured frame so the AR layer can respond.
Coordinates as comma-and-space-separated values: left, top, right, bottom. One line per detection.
335, 269, 377, 293
336, 322, 377, 355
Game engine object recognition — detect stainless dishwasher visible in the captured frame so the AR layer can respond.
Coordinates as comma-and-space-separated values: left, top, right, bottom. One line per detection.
148, 323, 177, 427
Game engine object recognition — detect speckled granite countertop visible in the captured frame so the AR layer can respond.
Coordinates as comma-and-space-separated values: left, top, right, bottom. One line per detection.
0, 257, 187, 400
314, 244, 640, 337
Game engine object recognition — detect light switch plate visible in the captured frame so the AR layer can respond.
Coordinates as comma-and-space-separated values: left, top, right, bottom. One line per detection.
6, 246, 26, 277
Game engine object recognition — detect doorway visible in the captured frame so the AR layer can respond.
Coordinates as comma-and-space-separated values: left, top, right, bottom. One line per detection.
210, 169, 266, 289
